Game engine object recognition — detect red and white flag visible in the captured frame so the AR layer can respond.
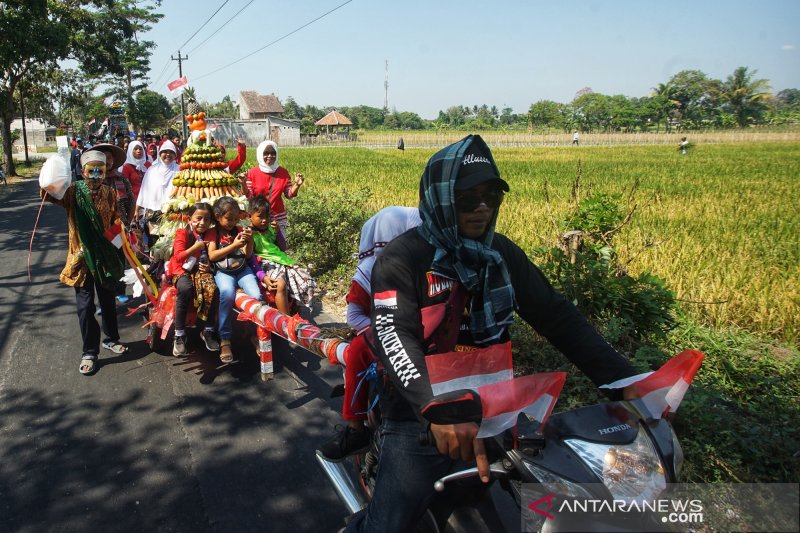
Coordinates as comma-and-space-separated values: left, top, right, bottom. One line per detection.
87, 117, 96, 126
374, 290, 397, 308
104, 222, 123, 249
601, 350, 704, 418
167, 75, 189, 94
476, 372, 565, 438
102, 117, 109, 127
425, 343, 566, 437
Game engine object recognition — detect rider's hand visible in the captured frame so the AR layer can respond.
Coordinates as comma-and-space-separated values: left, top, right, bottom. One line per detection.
198, 262, 210, 273
430, 422, 490, 483
265, 277, 279, 291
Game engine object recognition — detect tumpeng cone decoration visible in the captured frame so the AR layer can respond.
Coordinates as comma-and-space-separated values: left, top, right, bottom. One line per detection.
235, 292, 349, 380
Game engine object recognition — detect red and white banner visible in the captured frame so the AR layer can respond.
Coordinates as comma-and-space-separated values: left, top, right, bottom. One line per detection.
425, 343, 566, 437
167, 75, 189, 94
87, 117, 96, 126
104, 222, 123, 249
601, 349, 704, 418
426, 343, 513, 396
476, 372, 565, 438
102, 117, 109, 127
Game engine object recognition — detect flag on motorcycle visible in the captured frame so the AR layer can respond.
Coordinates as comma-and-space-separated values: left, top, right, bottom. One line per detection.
424, 343, 566, 437
600, 349, 704, 419
475, 372, 565, 438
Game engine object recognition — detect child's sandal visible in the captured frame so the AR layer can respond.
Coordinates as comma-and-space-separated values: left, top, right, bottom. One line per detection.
219, 340, 233, 364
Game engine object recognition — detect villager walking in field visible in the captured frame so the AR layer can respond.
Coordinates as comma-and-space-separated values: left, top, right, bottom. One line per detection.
679, 136, 690, 155
244, 140, 305, 248
572, 130, 580, 145
397, 137, 404, 151
40, 151, 128, 376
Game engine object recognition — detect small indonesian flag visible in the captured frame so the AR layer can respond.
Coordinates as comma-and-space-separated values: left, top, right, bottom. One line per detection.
425, 342, 566, 437
374, 290, 397, 308
87, 117, 96, 126
476, 372, 565, 438
102, 117, 109, 127
104, 222, 123, 249
601, 349, 704, 418
167, 75, 189, 94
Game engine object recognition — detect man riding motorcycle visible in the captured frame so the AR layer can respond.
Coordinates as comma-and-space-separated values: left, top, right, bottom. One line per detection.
345, 135, 639, 532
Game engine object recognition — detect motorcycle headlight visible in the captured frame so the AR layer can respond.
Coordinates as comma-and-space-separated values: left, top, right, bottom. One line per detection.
522, 460, 595, 499
564, 426, 666, 503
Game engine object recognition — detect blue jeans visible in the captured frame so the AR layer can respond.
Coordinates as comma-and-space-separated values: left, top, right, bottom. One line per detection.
345, 419, 453, 532
214, 268, 262, 340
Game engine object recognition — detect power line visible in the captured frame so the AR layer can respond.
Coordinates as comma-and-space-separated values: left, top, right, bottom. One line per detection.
176, 0, 231, 52
187, 0, 256, 56
194, 0, 353, 82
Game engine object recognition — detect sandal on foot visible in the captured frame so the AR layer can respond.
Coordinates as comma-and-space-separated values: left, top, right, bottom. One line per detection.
102, 339, 129, 354
219, 340, 233, 364
79, 355, 97, 375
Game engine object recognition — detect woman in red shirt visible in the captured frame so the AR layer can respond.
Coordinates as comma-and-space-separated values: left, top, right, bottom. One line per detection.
244, 140, 305, 245
122, 140, 148, 199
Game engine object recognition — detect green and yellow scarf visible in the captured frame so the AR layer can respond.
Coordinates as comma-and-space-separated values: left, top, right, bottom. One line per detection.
74, 181, 124, 289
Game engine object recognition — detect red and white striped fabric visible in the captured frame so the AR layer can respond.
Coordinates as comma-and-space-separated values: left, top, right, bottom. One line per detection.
167, 75, 188, 94
374, 290, 397, 308
601, 349, 704, 418
633, 349, 703, 418
426, 343, 513, 396
103, 222, 123, 248
425, 343, 566, 437
475, 372, 565, 438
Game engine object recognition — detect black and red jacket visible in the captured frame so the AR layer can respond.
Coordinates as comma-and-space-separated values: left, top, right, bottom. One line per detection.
370, 228, 637, 423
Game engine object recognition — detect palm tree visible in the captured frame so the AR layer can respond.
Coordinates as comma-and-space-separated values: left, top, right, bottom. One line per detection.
651, 82, 679, 132
723, 67, 771, 127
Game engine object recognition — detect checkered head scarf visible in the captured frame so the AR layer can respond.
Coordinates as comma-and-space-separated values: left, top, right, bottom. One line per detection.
416, 134, 515, 345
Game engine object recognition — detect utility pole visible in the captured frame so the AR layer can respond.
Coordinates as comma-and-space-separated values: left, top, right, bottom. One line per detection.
171, 50, 189, 141
383, 60, 389, 114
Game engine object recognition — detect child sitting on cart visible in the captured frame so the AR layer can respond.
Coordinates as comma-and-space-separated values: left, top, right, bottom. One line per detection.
167, 202, 220, 357
247, 195, 316, 315
207, 196, 264, 363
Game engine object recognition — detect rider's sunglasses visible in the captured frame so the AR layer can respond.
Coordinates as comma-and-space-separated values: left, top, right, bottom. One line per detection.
454, 190, 504, 212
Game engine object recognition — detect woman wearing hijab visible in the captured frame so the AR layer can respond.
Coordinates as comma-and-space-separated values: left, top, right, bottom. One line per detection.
244, 140, 305, 246
122, 140, 148, 199
318, 206, 422, 462
134, 141, 179, 246
146, 142, 158, 165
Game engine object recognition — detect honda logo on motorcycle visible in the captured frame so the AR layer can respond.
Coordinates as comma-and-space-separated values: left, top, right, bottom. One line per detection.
597, 423, 632, 435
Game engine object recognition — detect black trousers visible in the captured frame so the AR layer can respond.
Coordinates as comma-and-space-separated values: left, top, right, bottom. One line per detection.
174, 274, 217, 332
74, 271, 120, 357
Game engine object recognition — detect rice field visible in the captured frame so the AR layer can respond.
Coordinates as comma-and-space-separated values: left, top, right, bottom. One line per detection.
254, 141, 800, 343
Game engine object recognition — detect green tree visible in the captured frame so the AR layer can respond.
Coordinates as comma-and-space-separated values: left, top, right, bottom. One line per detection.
573, 92, 611, 131
665, 70, 722, 128
0, 0, 141, 175
129, 89, 171, 133
722, 66, 771, 127
282, 96, 304, 120
528, 100, 561, 129
207, 95, 238, 119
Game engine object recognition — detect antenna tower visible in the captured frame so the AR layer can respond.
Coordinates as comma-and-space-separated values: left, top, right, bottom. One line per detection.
383, 60, 389, 114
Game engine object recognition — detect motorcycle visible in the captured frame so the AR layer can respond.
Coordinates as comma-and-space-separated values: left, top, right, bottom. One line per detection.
317, 351, 702, 532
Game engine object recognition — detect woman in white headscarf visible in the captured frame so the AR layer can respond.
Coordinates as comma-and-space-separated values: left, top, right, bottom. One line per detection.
243, 140, 306, 247
122, 140, 148, 199
318, 206, 422, 462
134, 141, 179, 242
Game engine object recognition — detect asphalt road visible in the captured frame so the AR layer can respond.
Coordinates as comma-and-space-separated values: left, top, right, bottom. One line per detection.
0, 178, 352, 532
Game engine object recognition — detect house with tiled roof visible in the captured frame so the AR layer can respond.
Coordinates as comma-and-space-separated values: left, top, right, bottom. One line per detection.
239, 91, 284, 119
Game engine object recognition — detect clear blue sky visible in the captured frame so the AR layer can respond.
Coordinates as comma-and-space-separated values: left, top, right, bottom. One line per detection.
143, 0, 800, 120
